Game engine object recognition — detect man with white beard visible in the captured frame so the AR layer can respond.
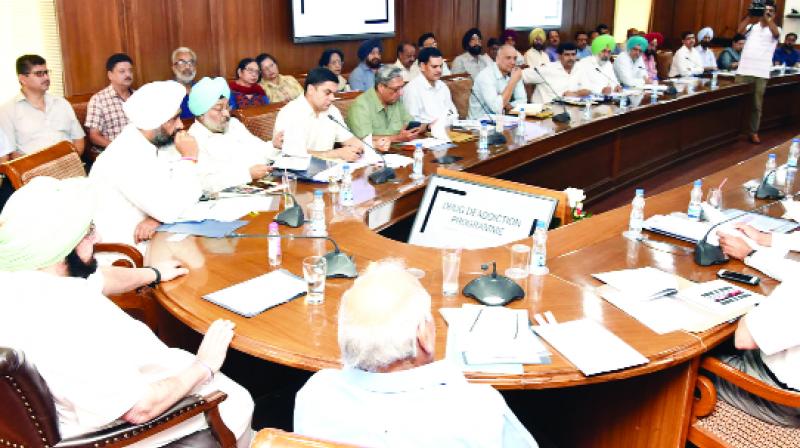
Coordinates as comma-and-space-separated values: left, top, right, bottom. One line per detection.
171, 47, 198, 119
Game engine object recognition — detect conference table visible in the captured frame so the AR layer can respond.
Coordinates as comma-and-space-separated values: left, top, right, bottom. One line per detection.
148, 73, 800, 447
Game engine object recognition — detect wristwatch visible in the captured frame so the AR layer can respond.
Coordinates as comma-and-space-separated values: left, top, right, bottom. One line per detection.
147, 266, 162, 288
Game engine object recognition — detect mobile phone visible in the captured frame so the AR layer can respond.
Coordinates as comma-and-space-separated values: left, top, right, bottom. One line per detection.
406, 121, 422, 130
717, 269, 760, 286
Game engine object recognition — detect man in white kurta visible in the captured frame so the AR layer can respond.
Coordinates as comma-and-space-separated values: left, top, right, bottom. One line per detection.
614, 35, 650, 88
402, 47, 458, 124
274, 68, 363, 161
89, 81, 203, 249
697, 27, 719, 71
0, 176, 253, 447
669, 31, 705, 77
572, 35, 622, 95
522, 43, 589, 104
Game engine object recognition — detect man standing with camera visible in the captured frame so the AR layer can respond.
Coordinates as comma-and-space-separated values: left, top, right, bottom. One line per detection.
736, 0, 781, 144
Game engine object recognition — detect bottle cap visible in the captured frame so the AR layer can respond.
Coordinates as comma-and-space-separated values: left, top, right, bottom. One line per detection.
342, 163, 350, 172
694, 179, 702, 187
480, 120, 489, 126
269, 221, 279, 231
415, 142, 422, 150
536, 220, 547, 229
314, 190, 323, 198
792, 138, 800, 143
635, 188, 644, 196
769, 153, 776, 159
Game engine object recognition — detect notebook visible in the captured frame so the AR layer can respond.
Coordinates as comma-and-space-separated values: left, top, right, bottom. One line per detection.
203, 269, 307, 317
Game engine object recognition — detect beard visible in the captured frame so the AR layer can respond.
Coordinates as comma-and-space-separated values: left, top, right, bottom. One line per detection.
645, 48, 656, 57
533, 43, 545, 51
65, 248, 98, 279
174, 68, 196, 84
467, 45, 482, 56
366, 57, 382, 69
202, 116, 229, 134
700, 41, 710, 49
152, 125, 177, 147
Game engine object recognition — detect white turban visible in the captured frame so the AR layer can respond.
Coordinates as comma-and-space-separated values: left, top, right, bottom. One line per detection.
123, 80, 186, 130
698, 27, 714, 42
0, 176, 95, 271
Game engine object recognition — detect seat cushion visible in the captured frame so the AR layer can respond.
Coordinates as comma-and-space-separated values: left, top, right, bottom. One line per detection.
695, 400, 800, 448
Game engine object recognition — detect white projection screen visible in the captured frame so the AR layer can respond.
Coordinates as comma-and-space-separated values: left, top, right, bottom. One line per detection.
291, 0, 396, 43
505, 0, 563, 30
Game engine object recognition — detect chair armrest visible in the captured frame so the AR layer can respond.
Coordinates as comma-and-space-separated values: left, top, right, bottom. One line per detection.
95, 243, 144, 268
56, 391, 234, 448
701, 357, 800, 408
693, 374, 718, 418
252, 427, 359, 447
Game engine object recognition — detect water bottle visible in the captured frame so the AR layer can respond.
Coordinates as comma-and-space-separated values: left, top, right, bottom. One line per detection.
711, 71, 718, 89
339, 164, 354, 207
529, 220, 549, 275
268, 221, 281, 267
309, 190, 327, 237
687, 180, 703, 221
650, 90, 658, 105
495, 113, 504, 134
764, 153, 777, 186
787, 138, 800, 169
410, 142, 424, 179
619, 93, 628, 110
583, 101, 592, 121
624, 189, 645, 239
478, 121, 489, 152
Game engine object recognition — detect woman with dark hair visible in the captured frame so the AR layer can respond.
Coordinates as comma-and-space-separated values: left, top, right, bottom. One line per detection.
319, 48, 350, 92
256, 53, 303, 103
228, 58, 269, 109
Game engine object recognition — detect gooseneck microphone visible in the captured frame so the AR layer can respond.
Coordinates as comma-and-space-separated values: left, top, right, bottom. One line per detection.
755, 170, 785, 200
230, 232, 358, 278
468, 91, 507, 145
327, 115, 396, 184
594, 66, 620, 87
533, 66, 571, 123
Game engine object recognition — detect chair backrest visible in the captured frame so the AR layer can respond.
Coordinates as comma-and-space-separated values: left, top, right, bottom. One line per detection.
656, 50, 674, 80
252, 428, 359, 447
233, 103, 285, 142
335, 97, 357, 123
0, 140, 86, 189
0, 347, 61, 447
442, 75, 473, 120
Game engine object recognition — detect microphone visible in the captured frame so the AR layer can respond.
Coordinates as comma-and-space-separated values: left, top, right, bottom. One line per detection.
230, 232, 358, 278
755, 170, 786, 200
275, 192, 304, 227
468, 90, 507, 145
594, 66, 620, 94
327, 115, 396, 184
533, 67, 570, 123
683, 56, 703, 76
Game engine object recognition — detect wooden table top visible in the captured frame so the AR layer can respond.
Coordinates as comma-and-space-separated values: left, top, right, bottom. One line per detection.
149, 75, 800, 390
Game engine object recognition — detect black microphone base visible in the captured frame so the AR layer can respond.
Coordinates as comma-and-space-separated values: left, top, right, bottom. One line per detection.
552, 112, 571, 123
755, 184, 785, 200
433, 155, 462, 164
275, 205, 305, 228
324, 251, 358, 278
694, 241, 728, 266
368, 167, 396, 184
488, 132, 507, 146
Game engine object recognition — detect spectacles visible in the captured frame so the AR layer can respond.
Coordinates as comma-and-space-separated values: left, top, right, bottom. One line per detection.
243, 68, 260, 75
381, 84, 404, 93
174, 59, 196, 67
26, 70, 49, 77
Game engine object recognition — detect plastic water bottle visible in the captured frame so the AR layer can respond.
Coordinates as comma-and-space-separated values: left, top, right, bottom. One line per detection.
268, 221, 281, 267
478, 121, 489, 152
650, 91, 658, 104
583, 101, 592, 120
529, 220, 549, 275
787, 139, 800, 169
619, 93, 628, 110
624, 189, 645, 239
339, 164, 354, 207
764, 153, 777, 186
495, 113, 504, 133
687, 180, 703, 221
410, 142, 424, 179
710, 71, 719, 89
309, 190, 327, 237
516, 107, 526, 137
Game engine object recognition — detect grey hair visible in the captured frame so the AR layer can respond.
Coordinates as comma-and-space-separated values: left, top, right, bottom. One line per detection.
171, 47, 196, 63
338, 259, 433, 372
374, 65, 404, 87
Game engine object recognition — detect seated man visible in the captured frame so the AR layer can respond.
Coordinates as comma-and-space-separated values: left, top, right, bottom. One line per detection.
85, 53, 135, 154
409, 32, 452, 80
294, 259, 538, 447
0, 54, 85, 158
669, 31, 704, 77
468, 45, 526, 119
89, 81, 203, 249
571, 35, 623, 95
773, 33, 800, 67
345, 65, 423, 150
718, 33, 746, 71
172, 46, 198, 119
575, 31, 592, 59
275, 68, 364, 161
524, 28, 550, 69
697, 27, 719, 71
522, 43, 591, 104
402, 47, 458, 124
613, 35, 650, 88
451, 28, 493, 79
393, 42, 416, 83
643, 32, 664, 82
718, 223, 800, 282
545, 29, 561, 62
349, 39, 383, 91
0, 176, 254, 447
185, 76, 280, 193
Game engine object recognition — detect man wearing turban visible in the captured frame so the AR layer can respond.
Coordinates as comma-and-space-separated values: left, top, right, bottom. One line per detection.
0, 176, 254, 447
643, 32, 664, 81
349, 38, 384, 91
451, 28, 493, 79
669, 31, 704, 77
524, 27, 549, 69
614, 35, 650, 88
89, 80, 204, 249
697, 27, 719, 71
572, 34, 622, 95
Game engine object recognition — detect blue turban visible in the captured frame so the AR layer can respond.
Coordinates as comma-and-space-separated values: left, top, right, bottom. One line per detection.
627, 35, 648, 52
358, 39, 383, 61
188, 77, 230, 116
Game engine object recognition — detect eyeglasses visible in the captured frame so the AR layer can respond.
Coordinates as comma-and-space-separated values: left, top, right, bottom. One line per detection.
25, 70, 49, 77
243, 68, 260, 75
381, 84, 404, 93
174, 59, 196, 67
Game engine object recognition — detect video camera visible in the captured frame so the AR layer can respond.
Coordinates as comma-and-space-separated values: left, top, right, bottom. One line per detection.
748, 0, 772, 17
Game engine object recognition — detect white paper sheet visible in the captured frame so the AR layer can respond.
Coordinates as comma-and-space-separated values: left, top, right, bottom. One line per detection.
272, 155, 312, 171
203, 269, 308, 317
592, 267, 679, 300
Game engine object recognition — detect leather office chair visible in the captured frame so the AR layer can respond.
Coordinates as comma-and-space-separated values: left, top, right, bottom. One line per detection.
252, 428, 358, 448
688, 356, 800, 447
233, 103, 284, 141
441, 75, 473, 120
0, 347, 236, 448
656, 50, 674, 80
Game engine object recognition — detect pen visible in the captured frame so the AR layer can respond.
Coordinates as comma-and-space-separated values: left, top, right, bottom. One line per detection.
646, 288, 678, 300
469, 308, 484, 332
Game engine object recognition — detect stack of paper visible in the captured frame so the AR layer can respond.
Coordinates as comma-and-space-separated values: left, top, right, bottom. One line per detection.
203, 269, 307, 317
593, 267, 679, 301
157, 220, 248, 238
180, 196, 279, 222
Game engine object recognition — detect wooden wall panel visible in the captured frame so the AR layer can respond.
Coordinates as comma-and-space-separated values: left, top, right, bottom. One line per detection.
124, 0, 173, 85
166, 0, 220, 81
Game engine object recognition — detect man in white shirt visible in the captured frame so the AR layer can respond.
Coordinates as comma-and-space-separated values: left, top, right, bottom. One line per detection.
409, 32, 451, 80
614, 35, 650, 88
451, 28, 493, 79
524, 28, 550, 69
184, 76, 280, 193
393, 42, 416, 83
697, 27, 719, 71
274, 68, 364, 161
0, 176, 254, 447
294, 259, 538, 447
0, 54, 85, 158
669, 31, 705, 77
718, 222, 800, 282
402, 47, 458, 124
468, 45, 527, 119
89, 81, 203, 249
572, 35, 622, 95
736, 0, 781, 144
522, 43, 590, 104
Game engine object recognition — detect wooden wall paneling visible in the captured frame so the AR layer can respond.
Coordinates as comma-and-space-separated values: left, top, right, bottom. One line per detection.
476, 0, 500, 44
166, 0, 220, 82
218, 0, 268, 80
123, 0, 174, 89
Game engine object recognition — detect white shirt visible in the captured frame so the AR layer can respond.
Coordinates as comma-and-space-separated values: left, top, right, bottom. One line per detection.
409, 59, 451, 80
0, 92, 85, 155
744, 231, 800, 282
697, 47, 718, 70
402, 74, 458, 124
670, 46, 704, 77
738, 23, 780, 78
572, 56, 620, 94
89, 125, 203, 248
0, 270, 252, 446
185, 118, 278, 193
0, 127, 11, 158
613, 52, 649, 88
451, 52, 493, 79
521, 61, 576, 104
468, 63, 527, 119
294, 360, 538, 448
392, 59, 413, 82
274, 95, 353, 157
524, 48, 550, 70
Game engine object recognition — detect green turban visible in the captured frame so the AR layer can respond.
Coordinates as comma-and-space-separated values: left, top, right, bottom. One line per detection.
591, 35, 616, 55
0, 176, 94, 271
188, 77, 231, 116
529, 28, 545, 45
627, 35, 648, 52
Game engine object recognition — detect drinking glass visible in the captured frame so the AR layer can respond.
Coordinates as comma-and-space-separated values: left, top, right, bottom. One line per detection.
283, 172, 297, 209
441, 248, 462, 297
707, 187, 723, 210
303, 256, 327, 304
505, 244, 530, 279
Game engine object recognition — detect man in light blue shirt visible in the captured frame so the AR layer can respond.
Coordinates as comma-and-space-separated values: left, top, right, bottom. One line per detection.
468, 45, 527, 119
294, 260, 538, 448
348, 39, 383, 91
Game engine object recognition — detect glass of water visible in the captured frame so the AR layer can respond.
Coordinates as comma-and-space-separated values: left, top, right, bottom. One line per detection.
283, 172, 297, 208
441, 248, 462, 297
303, 256, 327, 304
505, 244, 530, 279
707, 187, 723, 210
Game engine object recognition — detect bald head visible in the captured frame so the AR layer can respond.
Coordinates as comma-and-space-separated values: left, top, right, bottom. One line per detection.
338, 259, 434, 372
496, 44, 518, 74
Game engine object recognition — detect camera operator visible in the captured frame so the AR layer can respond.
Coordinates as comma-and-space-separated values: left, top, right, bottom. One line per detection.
736, 0, 781, 144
